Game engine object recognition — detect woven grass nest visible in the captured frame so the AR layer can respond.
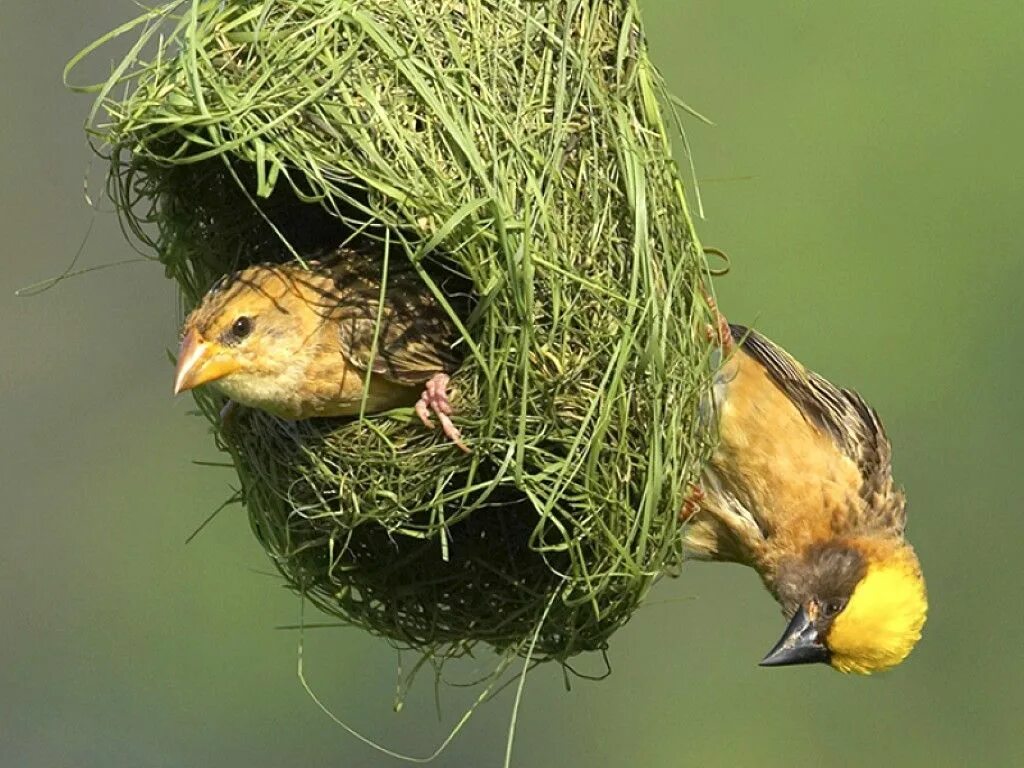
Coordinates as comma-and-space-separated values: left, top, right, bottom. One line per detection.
78, 0, 713, 668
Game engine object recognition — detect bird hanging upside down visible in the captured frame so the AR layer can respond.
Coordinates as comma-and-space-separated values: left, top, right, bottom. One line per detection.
683, 305, 926, 674
173, 249, 472, 451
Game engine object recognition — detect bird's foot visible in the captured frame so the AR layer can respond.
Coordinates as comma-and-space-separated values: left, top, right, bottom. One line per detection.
415, 374, 469, 453
679, 483, 706, 523
703, 291, 732, 352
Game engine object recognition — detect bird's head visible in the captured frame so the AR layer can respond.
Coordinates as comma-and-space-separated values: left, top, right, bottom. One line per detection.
174, 265, 312, 404
763, 538, 927, 674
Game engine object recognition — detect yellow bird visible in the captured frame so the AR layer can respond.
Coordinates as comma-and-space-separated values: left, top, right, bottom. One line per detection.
683, 307, 926, 674
173, 249, 471, 450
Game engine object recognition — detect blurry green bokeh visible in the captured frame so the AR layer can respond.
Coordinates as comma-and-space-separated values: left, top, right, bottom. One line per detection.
2, 2, 1021, 766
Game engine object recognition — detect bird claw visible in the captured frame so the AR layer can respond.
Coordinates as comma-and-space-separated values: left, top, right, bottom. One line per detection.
416, 374, 469, 453
679, 484, 706, 523
702, 291, 732, 352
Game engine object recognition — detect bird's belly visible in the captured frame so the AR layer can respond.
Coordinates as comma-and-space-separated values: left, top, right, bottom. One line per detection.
295, 376, 420, 418
297, 357, 420, 418
214, 362, 419, 420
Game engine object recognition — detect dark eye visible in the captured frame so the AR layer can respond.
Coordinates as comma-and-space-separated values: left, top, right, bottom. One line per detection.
231, 316, 253, 339
821, 598, 847, 619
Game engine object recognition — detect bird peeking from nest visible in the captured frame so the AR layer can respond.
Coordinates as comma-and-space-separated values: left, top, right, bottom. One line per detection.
173, 247, 474, 451
682, 299, 926, 674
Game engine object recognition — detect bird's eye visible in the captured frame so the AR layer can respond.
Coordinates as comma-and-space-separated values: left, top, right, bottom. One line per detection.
231, 316, 252, 339
820, 598, 847, 619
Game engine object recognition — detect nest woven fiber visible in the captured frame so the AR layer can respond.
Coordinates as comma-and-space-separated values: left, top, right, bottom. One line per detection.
77, 0, 713, 665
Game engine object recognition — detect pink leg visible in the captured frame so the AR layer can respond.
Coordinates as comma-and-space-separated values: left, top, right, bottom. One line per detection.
415, 373, 469, 453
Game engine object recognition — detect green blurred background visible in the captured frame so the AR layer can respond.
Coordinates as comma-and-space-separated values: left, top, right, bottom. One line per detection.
3, 2, 1021, 766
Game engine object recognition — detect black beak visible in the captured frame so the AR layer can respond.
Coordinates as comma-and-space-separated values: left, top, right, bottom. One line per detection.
759, 606, 830, 667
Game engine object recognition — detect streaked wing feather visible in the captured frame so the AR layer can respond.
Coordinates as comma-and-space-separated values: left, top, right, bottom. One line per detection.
327, 259, 463, 386
729, 324, 905, 532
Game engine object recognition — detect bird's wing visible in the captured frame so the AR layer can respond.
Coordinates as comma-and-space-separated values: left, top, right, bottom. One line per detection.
728, 324, 905, 533
323, 259, 465, 387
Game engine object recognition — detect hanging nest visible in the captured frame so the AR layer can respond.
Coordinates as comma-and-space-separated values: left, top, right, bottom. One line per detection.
76, 0, 713, 666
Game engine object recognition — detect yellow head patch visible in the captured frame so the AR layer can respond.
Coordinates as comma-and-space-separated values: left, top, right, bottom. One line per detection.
827, 548, 927, 674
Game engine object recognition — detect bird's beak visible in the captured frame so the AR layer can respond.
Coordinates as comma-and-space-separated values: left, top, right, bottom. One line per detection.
759, 606, 830, 667
174, 328, 240, 394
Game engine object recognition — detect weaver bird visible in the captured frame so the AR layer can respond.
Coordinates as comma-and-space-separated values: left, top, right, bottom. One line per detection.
173, 250, 472, 450
683, 308, 926, 674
